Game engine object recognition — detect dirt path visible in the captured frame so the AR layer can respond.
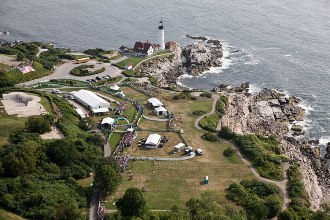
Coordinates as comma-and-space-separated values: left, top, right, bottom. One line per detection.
193, 95, 291, 210
194, 94, 219, 131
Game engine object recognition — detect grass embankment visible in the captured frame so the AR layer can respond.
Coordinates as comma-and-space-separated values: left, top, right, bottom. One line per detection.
114, 57, 146, 69
70, 65, 105, 76
109, 132, 124, 152
0, 209, 26, 220
107, 93, 253, 210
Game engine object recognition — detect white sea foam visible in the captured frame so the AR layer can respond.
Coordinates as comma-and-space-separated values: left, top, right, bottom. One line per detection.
319, 137, 330, 146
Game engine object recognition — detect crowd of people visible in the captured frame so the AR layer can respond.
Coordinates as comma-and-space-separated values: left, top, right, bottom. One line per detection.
97, 196, 105, 220
114, 154, 130, 172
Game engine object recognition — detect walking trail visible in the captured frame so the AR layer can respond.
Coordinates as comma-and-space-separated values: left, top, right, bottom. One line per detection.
193, 94, 291, 210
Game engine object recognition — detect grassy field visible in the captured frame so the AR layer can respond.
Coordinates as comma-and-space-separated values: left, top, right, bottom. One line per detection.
109, 132, 124, 152
114, 57, 146, 69
138, 118, 168, 130
0, 209, 25, 220
106, 94, 254, 210
0, 111, 27, 146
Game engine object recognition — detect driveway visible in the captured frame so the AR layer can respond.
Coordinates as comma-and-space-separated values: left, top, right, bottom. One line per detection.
18, 60, 123, 86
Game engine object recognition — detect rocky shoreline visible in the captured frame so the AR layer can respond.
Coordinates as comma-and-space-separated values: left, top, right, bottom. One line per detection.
136, 35, 223, 87
214, 83, 329, 210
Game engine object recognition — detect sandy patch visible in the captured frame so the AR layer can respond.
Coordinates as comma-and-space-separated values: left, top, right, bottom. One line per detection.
40, 126, 64, 140
2, 92, 47, 117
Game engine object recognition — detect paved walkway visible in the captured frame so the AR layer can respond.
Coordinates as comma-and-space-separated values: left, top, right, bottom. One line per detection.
194, 94, 219, 131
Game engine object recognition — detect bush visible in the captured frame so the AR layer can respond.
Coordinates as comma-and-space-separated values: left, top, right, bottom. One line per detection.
200, 91, 212, 98
192, 110, 207, 115
199, 113, 220, 132
223, 147, 235, 157
26, 115, 52, 134
202, 132, 218, 142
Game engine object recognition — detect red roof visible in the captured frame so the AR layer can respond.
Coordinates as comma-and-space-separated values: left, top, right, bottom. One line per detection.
133, 41, 154, 54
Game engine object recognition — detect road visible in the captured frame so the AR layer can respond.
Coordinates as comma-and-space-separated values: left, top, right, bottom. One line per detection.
18, 60, 122, 86
193, 94, 291, 211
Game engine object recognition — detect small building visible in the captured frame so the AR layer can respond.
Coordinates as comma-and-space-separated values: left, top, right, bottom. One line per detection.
154, 106, 167, 116
125, 63, 133, 70
165, 41, 177, 50
72, 89, 110, 114
119, 45, 129, 53
173, 143, 185, 153
147, 97, 163, 108
101, 117, 115, 130
133, 41, 160, 56
110, 84, 120, 91
145, 133, 161, 149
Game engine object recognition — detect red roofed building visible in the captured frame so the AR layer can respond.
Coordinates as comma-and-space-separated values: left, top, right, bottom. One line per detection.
165, 41, 177, 50
133, 41, 160, 56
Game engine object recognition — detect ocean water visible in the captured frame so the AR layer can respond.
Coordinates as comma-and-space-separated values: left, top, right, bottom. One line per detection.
1, 0, 330, 142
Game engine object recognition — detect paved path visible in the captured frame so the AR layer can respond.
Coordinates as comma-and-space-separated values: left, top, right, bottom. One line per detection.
193, 94, 290, 210
194, 94, 219, 131
18, 60, 122, 86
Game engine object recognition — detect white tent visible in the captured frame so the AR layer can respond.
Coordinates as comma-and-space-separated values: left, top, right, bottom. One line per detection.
148, 97, 163, 108
75, 108, 86, 118
101, 117, 115, 125
110, 84, 120, 91
145, 133, 161, 149
173, 143, 185, 153
72, 90, 110, 113
154, 106, 167, 116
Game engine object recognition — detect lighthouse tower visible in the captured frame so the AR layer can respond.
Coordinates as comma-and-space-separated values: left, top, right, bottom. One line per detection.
158, 20, 165, 50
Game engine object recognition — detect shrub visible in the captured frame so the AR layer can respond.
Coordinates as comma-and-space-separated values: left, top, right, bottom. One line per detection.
200, 91, 212, 98
192, 110, 207, 115
223, 147, 235, 157
202, 132, 218, 142
199, 113, 220, 132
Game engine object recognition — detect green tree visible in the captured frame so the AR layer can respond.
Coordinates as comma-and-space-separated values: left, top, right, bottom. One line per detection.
116, 187, 147, 218
55, 200, 83, 220
94, 164, 121, 196
26, 115, 52, 134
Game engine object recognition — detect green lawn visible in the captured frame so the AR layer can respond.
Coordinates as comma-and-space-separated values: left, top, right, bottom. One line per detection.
0, 209, 25, 220
0, 113, 27, 146
108, 132, 124, 152
114, 57, 146, 69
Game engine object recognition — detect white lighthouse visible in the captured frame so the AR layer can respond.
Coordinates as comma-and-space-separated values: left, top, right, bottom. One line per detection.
158, 20, 165, 50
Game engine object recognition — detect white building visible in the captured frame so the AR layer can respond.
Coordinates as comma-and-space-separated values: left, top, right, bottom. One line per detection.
148, 97, 163, 108
72, 89, 110, 114
145, 133, 162, 149
158, 20, 165, 50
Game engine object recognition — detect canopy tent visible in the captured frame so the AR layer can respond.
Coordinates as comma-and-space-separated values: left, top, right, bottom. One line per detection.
72, 90, 110, 113
147, 97, 163, 108
154, 106, 167, 116
145, 133, 161, 149
75, 108, 86, 118
110, 84, 120, 91
101, 117, 115, 125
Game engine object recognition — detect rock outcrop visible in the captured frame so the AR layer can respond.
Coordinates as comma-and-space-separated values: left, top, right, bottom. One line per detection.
136, 36, 223, 87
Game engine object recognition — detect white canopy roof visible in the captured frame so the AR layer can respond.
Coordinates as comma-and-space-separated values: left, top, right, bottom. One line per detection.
155, 106, 167, 112
75, 108, 86, 118
92, 107, 109, 113
148, 97, 163, 107
145, 133, 161, 146
110, 84, 120, 91
101, 117, 115, 125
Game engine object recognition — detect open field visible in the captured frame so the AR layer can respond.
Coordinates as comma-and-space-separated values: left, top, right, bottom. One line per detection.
106, 91, 254, 210
125, 131, 184, 157
0, 109, 27, 146
138, 118, 168, 130
0, 209, 25, 220
107, 138, 253, 210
